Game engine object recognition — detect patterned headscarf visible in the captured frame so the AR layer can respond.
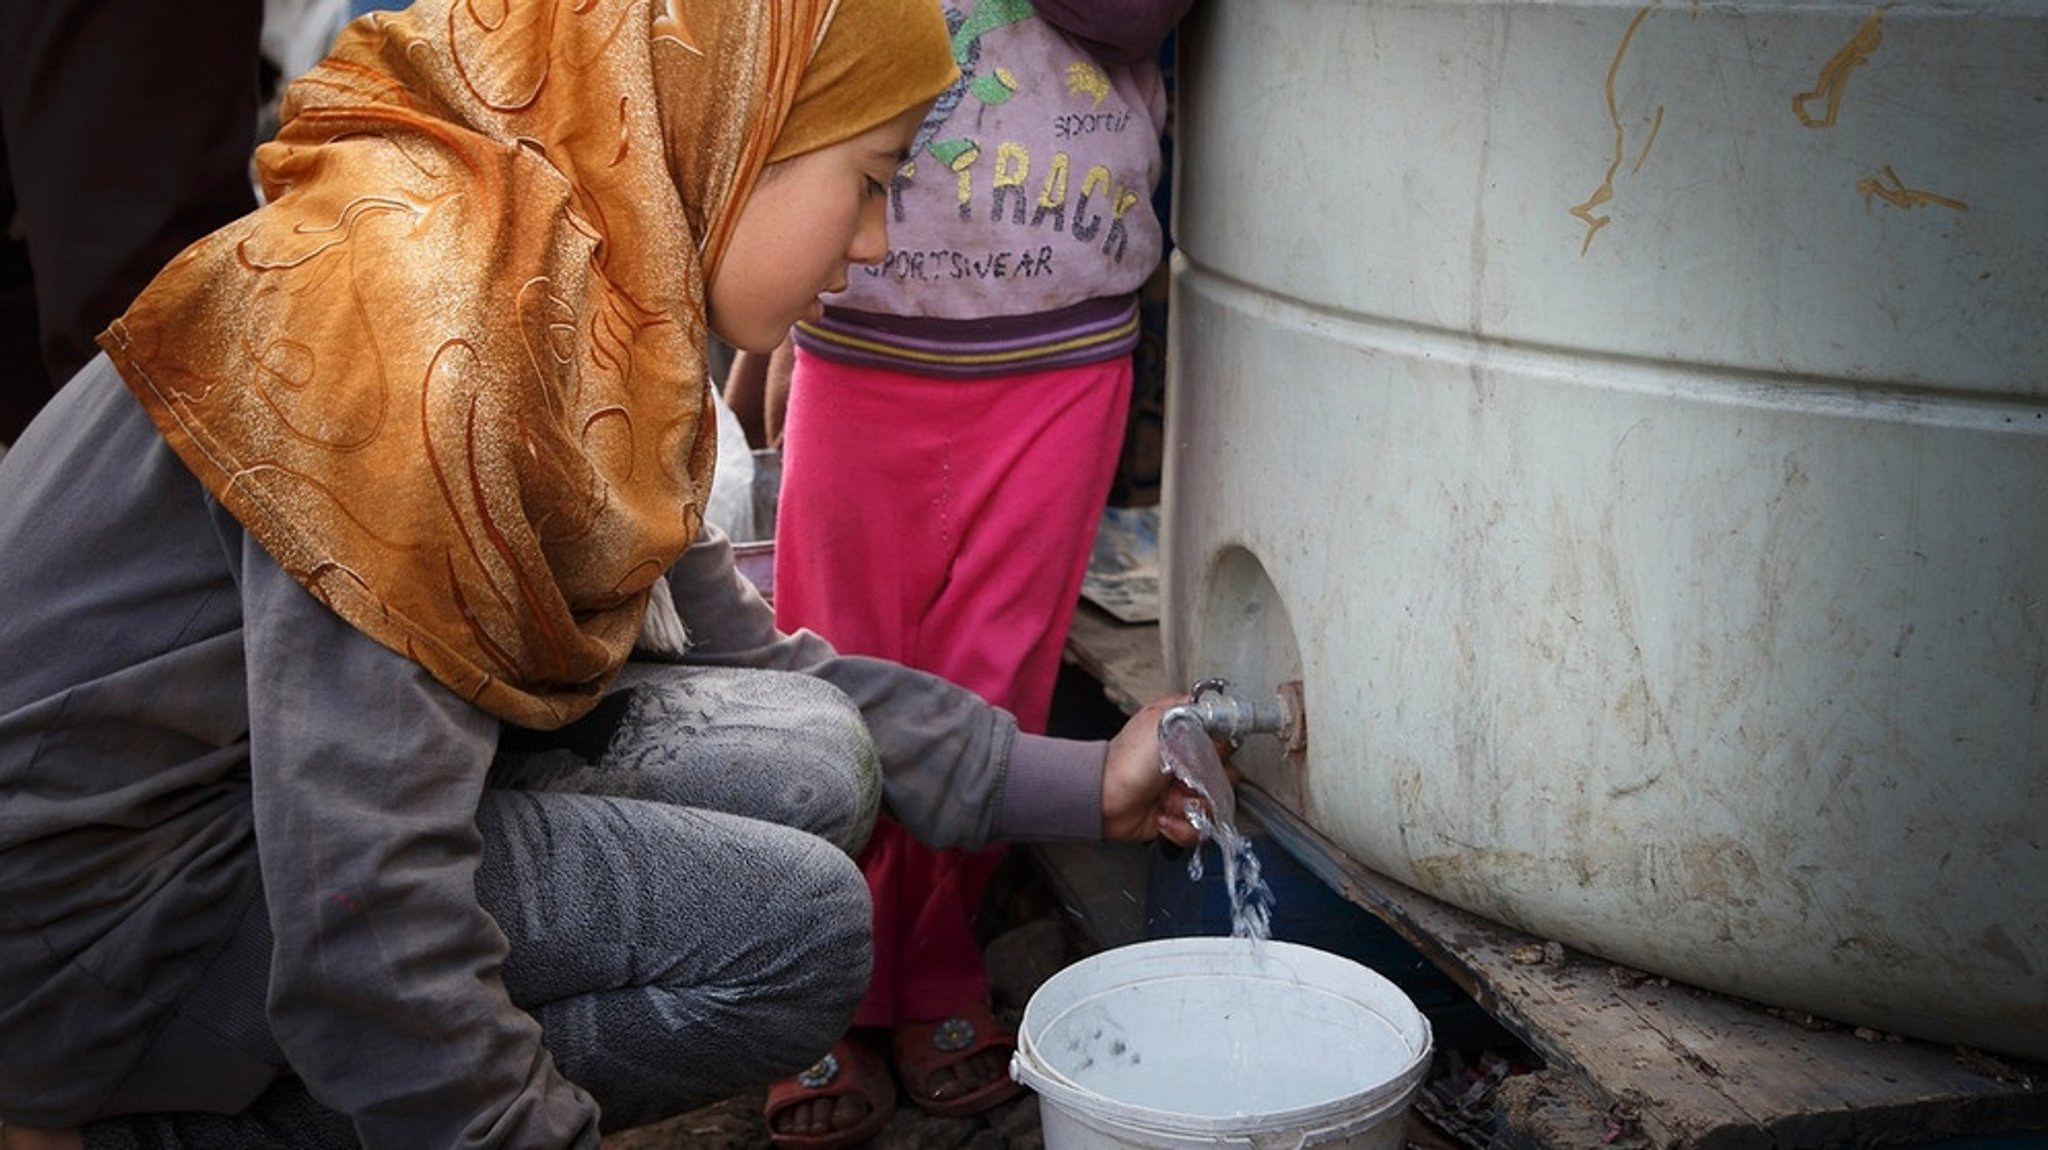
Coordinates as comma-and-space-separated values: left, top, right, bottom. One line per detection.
101, 0, 956, 728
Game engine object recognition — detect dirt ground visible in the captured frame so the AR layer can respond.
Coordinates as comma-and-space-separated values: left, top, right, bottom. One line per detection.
602, 1061, 1048, 1150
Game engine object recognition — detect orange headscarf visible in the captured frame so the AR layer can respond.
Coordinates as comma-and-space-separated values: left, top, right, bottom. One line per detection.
101, 0, 956, 729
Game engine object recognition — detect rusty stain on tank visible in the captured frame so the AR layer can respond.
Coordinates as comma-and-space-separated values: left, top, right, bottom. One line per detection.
1858, 164, 1970, 212
1792, 9, 1885, 129
1571, 4, 1663, 255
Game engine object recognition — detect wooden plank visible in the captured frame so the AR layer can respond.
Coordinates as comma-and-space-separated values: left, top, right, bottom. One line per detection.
1241, 780, 2048, 1149
1060, 604, 1172, 712
1062, 607, 2048, 1149
1024, 842, 1154, 951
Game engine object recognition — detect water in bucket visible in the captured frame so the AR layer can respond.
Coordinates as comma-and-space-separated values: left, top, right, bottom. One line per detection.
1158, 708, 1272, 942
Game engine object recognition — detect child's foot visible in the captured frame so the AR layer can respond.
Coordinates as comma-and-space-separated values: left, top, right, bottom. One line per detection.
911, 1042, 1011, 1105
890, 1003, 1026, 1118
763, 1035, 896, 1149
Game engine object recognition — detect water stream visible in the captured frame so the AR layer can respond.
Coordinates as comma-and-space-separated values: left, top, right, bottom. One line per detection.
1158, 709, 1274, 941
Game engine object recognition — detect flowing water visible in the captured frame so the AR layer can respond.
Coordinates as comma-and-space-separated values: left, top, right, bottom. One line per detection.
1158, 710, 1274, 941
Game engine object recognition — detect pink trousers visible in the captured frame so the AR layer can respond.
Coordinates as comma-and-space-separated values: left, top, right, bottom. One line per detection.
773, 349, 1131, 1025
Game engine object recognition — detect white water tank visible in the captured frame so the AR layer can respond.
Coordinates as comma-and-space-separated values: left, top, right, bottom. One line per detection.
1163, 0, 2047, 1058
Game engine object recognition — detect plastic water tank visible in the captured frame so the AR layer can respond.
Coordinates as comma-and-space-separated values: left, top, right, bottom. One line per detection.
1162, 0, 2046, 1058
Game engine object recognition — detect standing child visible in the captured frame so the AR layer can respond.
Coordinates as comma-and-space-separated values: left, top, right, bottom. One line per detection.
762, 2, 1193, 1146
0, 3, 1209, 1148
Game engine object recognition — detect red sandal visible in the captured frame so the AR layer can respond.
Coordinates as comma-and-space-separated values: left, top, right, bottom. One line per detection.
763, 1037, 897, 1150
890, 1002, 1026, 1118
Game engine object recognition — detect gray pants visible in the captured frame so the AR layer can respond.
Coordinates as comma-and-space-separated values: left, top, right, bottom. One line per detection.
84, 662, 881, 1148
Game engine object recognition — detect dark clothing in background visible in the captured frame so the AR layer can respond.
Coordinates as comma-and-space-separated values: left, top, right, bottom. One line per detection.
0, 0, 264, 441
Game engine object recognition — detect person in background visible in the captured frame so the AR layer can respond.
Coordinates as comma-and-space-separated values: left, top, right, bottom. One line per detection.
0, 0, 266, 446
258, 0, 354, 108
752, 3, 1195, 1146
0, 2, 1207, 1148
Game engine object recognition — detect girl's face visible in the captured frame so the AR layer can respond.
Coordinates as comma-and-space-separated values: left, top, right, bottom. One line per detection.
706, 103, 925, 352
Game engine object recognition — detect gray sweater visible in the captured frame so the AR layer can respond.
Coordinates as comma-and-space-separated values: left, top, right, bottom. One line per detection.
0, 355, 1107, 1140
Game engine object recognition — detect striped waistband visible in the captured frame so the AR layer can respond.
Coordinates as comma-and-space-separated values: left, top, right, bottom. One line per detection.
791, 296, 1141, 380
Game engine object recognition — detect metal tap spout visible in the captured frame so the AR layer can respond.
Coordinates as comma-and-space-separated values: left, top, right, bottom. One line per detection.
1161, 677, 1303, 751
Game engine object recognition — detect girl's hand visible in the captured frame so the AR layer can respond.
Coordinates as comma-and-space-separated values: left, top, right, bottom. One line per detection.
1101, 695, 1224, 848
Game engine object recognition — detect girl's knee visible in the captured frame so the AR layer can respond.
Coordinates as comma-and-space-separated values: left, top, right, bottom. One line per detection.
743, 840, 874, 1070
651, 666, 880, 852
580, 665, 881, 852
766, 675, 881, 854
783, 839, 872, 988
509, 818, 874, 1113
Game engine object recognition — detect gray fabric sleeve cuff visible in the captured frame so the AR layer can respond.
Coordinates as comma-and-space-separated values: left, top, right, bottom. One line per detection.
994, 732, 1107, 843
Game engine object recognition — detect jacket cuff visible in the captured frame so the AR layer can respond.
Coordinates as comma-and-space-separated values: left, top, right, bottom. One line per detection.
994, 732, 1106, 842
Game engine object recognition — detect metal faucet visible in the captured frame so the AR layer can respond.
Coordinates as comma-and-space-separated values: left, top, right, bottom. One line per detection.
1160, 677, 1301, 750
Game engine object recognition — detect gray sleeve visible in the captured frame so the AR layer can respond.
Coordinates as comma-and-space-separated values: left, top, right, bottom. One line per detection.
664, 525, 1106, 849
238, 533, 601, 1150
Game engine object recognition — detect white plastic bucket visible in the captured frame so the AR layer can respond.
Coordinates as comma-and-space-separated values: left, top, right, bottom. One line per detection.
1011, 938, 1433, 1150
